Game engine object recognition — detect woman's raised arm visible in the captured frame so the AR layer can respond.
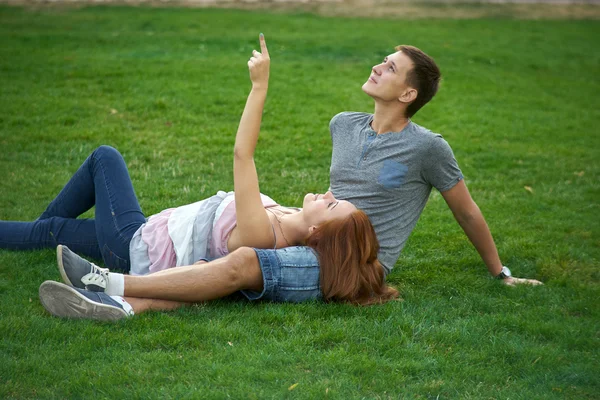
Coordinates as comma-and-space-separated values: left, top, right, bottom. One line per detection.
229, 34, 275, 249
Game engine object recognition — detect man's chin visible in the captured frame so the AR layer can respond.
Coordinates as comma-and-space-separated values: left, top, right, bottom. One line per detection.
361, 83, 375, 97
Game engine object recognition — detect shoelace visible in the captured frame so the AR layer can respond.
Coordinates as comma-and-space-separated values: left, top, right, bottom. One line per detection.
81, 263, 109, 289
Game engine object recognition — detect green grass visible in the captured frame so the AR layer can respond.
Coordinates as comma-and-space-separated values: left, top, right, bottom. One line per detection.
1, 5, 599, 399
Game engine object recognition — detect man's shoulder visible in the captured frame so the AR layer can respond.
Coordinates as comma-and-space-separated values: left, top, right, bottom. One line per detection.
406, 123, 460, 170
407, 121, 453, 152
330, 111, 372, 129
409, 121, 443, 140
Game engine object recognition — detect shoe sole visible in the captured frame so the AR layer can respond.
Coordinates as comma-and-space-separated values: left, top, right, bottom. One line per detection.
39, 281, 127, 322
56, 245, 75, 288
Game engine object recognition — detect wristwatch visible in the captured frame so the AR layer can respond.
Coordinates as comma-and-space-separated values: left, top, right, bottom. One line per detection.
496, 266, 512, 279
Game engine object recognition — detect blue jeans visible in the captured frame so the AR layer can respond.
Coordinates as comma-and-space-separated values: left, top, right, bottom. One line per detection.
0, 146, 145, 271
242, 246, 322, 302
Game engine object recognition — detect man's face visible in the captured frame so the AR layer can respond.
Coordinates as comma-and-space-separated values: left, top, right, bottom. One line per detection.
362, 51, 415, 102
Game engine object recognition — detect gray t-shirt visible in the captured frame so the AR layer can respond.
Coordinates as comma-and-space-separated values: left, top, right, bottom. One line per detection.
329, 112, 463, 274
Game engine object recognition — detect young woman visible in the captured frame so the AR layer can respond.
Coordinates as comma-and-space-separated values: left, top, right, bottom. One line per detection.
5, 35, 398, 316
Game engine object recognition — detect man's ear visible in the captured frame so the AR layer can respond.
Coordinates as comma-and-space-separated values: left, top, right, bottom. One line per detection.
398, 88, 417, 104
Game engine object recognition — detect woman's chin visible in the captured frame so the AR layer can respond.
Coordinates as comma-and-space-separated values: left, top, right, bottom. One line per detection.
302, 193, 313, 204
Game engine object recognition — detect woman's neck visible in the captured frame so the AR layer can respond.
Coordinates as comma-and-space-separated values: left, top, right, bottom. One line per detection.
279, 209, 310, 245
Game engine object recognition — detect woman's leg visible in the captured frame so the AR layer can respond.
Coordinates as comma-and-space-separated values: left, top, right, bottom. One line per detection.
125, 297, 188, 314
0, 218, 102, 260
1, 146, 146, 270
123, 248, 264, 302
80, 146, 146, 271
37, 154, 97, 220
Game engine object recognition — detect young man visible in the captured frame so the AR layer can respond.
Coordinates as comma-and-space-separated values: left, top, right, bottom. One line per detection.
331, 45, 510, 278
40, 40, 541, 320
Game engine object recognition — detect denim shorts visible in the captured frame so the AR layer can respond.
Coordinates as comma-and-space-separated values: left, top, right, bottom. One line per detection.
240, 246, 322, 303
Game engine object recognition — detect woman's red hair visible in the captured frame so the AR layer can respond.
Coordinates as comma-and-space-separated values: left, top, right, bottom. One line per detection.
306, 210, 399, 306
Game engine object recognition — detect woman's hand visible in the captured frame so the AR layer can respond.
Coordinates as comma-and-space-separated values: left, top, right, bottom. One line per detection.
248, 33, 270, 90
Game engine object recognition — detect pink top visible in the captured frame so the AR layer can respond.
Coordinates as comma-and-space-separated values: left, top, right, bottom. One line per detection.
141, 208, 177, 274
139, 194, 278, 274
210, 196, 278, 258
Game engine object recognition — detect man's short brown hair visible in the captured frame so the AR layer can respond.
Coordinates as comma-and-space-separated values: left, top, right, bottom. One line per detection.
395, 45, 441, 118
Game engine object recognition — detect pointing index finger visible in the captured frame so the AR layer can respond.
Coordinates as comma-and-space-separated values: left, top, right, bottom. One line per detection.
259, 33, 269, 57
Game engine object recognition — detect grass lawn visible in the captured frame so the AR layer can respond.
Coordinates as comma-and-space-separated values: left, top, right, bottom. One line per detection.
0, 5, 598, 399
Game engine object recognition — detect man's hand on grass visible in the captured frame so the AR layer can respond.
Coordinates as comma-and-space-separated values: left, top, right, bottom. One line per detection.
502, 276, 543, 286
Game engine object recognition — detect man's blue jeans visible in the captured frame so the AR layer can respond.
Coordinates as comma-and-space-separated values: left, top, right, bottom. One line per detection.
0, 146, 146, 271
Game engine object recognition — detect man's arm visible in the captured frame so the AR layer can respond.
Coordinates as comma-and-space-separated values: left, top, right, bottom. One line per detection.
441, 180, 542, 286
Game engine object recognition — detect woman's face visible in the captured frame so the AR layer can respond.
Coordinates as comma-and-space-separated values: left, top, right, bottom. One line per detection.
302, 191, 356, 227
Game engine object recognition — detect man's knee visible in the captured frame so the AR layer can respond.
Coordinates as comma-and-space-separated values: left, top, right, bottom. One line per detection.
224, 247, 263, 292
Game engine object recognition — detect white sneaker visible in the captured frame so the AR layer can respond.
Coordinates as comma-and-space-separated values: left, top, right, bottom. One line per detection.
39, 281, 132, 321
57, 245, 108, 292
